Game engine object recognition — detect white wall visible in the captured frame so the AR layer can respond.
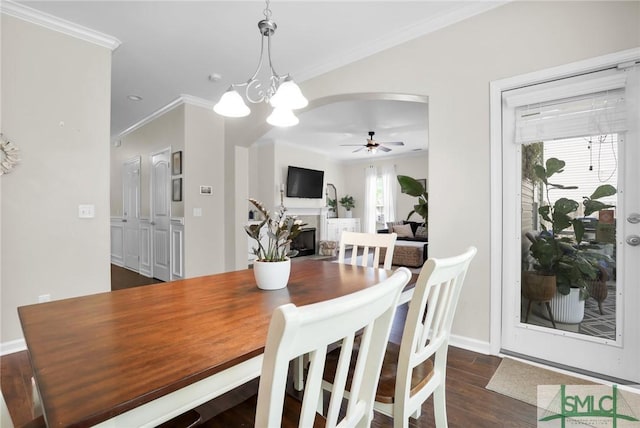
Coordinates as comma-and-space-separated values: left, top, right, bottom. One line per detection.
227, 1, 640, 345
183, 104, 226, 276
1, 16, 112, 345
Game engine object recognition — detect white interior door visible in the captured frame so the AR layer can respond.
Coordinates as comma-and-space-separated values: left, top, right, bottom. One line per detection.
123, 157, 141, 272
151, 148, 171, 282
499, 61, 640, 382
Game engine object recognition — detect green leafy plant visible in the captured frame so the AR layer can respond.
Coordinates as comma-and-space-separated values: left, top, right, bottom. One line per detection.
327, 197, 337, 213
397, 175, 428, 226
339, 195, 355, 211
527, 158, 616, 298
244, 198, 306, 261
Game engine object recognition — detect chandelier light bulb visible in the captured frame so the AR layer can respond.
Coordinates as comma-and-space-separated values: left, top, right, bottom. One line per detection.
270, 78, 308, 110
213, 88, 250, 118
267, 107, 299, 127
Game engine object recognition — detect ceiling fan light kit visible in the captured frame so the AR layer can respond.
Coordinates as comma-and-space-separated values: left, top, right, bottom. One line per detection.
213, 0, 308, 127
341, 131, 405, 154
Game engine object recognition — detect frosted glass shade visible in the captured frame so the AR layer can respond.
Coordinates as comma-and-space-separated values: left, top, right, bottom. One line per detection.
267, 107, 299, 127
213, 88, 250, 117
270, 79, 308, 110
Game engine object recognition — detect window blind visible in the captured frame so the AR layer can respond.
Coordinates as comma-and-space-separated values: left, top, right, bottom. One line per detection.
504, 69, 628, 144
515, 89, 626, 144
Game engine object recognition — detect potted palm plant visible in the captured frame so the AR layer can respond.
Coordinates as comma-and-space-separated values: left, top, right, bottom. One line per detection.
327, 197, 338, 217
524, 158, 616, 323
397, 175, 428, 226
245, 198, 306, 290
339, 195, 355, 218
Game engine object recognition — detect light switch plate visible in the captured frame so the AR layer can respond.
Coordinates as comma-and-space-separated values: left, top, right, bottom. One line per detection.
193, 208, 202, 217
78, 204, 95, 218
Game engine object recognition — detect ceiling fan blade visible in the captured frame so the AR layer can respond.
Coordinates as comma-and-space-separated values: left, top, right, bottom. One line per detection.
340, 144, 366, 147
378, 146, 392, 152
352, 147, 365, 153
381, 141, 404, 146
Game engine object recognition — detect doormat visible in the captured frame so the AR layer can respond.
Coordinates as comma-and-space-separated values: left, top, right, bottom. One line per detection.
485, 358, 596, 407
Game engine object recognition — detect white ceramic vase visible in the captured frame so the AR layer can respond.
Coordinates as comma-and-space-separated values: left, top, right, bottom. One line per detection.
253, 259, 291, 290
344, 210, 353, 218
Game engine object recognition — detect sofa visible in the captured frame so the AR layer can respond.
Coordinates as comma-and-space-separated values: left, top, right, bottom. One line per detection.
378, 221, 428, 267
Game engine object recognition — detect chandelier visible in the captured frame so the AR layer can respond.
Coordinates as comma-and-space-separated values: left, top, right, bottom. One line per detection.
213, 0, 308, 127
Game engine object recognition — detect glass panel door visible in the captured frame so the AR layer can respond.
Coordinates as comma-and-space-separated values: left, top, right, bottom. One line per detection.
499, 61, 639, 383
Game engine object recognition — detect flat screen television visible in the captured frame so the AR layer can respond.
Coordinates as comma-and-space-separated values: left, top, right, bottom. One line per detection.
286, 166, 324, 199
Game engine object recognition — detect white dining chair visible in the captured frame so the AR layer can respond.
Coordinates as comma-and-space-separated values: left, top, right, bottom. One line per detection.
291, 231, 399, 392
322, 246, 477, 428
201, 267, 412, 427
338, 231, 398, 270
1, 391, 14, 428
0, 379, 44, 428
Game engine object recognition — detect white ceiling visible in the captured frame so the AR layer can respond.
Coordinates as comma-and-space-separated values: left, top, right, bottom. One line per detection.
14, 1, 503, 160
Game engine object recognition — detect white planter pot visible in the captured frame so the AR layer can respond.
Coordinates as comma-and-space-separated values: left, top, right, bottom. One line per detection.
344, 210, 353, 218
549, 288, 585, 324
253, 259, 291, 290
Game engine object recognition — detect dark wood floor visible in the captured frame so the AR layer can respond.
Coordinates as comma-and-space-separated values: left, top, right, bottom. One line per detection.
110, 264, 164, 290
1, 269, 537, 427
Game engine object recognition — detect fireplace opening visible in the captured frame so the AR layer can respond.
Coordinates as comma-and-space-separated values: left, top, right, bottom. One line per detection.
291, 228, 316, 257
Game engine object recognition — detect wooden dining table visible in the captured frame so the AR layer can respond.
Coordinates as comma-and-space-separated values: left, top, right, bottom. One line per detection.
18, 259, 412, 427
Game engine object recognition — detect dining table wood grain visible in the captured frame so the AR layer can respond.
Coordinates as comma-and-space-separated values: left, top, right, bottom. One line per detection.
18, 259, 405, 428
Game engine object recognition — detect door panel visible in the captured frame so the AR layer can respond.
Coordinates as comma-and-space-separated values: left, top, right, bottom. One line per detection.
151, 148, 171, 282
123, 157, 141, 271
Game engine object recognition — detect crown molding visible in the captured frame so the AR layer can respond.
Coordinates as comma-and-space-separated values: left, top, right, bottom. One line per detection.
115, 95, 215, 140
0, 0, 121, 51
179, 94, 217, 111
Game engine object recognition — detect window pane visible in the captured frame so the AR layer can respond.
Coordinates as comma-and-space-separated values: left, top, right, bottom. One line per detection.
521, 136, 617, 339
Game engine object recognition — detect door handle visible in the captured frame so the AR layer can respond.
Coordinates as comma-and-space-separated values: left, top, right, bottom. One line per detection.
150, 221, 156, 226
626, 235, 640, 246
122, 219, 127, 223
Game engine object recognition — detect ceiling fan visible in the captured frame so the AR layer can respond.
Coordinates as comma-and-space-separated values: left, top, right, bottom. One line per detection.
341, 131, 404, 153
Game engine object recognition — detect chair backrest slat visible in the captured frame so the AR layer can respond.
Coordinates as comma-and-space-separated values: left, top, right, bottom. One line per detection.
338, 231, 398, 270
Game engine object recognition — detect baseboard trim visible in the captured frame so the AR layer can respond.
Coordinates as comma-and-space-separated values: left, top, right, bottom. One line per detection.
449, 334, 492, 355
1, 338, 26, 356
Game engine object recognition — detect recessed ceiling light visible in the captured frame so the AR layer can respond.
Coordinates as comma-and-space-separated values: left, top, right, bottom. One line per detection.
127, 95, 143, 101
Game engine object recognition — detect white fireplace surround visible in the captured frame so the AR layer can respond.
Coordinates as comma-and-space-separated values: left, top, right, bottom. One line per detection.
285, 207, 329, 241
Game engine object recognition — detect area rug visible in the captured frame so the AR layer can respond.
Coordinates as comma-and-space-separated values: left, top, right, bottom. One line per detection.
486, 358, 596, 406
